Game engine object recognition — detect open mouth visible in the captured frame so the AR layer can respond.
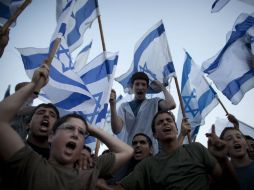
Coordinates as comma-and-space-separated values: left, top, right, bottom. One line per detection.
41, 120, 49, 128
135, 149, 142, 154
233, 144, 242, 150
163, 128, 172, 132
66, 142, 77, 150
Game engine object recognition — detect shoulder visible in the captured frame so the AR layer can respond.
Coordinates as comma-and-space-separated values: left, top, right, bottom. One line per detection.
96, 152, 116, 175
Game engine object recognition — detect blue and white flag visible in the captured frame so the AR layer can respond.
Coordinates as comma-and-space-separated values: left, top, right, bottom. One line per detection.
116, 20, 175, 94
52, 0, 75, 40
0, 0, 24, 26
214, 117, 254, 139
76, 52, 118, 127
178, 51, 219, 141
211, 0, 230, 13
56, 0, 99, 52
202, 12, 254, 105
73, 40, 92, 72
18, 40, 96, 111
36, 52, 118, 128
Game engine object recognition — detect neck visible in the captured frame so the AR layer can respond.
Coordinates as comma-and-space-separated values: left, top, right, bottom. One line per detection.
48, 157, 75, 169
27, 134, 49, 148
231, 154, 252, 168
160, 139, 179, 155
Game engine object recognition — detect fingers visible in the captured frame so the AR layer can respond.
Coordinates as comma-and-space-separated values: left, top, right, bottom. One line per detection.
109, 89, 116, 102
211, 124, 215, 134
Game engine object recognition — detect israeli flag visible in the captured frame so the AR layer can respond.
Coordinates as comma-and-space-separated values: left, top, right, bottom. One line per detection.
211, 0, 230, 13
214, 117, 254, 139
178, 51, 218, 141
18, 39, 96, 111
202, 12, 254, 105
76, 52, 118, 127
0, 0, 24, 26
116, 20, 175, 94
56, 0, 99, 52
73, 40, 92, 73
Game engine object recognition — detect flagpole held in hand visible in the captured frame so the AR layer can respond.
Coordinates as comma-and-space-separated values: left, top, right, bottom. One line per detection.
33, 38, 61, 94
1, 0, 32, 34
173, 76, 191, 143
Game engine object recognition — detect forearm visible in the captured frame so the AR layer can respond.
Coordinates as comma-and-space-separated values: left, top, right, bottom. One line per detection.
110, 103, 123, 134
89, 127, 133, 172
0, 82, 36, 123
160, 87, 176, 110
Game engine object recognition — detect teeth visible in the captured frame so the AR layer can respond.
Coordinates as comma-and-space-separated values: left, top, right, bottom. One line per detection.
41, 120, 49, 127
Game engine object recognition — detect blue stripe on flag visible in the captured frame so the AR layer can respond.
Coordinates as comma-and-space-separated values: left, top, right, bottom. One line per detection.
222, 69, 254, 100
96, 103, 108, 123
134, 23, 165, 67
204, 15, 254, 74
55, 92, 91, 109
67, 0, 98, 47
198, 89, 216, 113
20, 50, 90, 92
181, 54, 191, 91
80, 58, 117, 84
0, 3, 11, 19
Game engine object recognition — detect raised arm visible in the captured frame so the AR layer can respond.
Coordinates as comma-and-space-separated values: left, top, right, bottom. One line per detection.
109, 89, 123, 134
178, 118, 191, 145
87, 125, 133, 174
227, 114, 239, 130
206, 125, 240, 190
0, 64, 49, 160
151, 80, 176, 110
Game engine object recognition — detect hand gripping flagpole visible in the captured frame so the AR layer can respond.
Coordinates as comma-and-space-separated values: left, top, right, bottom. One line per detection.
173, 76, 192, 144
1, 0, 32, 34
33, 38, 61, 94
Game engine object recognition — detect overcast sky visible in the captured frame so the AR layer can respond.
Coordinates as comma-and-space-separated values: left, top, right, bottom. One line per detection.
0, 0, 253, 146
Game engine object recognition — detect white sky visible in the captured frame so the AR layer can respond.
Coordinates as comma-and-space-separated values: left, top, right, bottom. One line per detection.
0, 0, 254, 147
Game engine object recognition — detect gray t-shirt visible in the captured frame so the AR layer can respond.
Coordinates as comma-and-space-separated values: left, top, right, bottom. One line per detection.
3, 146, 115, 190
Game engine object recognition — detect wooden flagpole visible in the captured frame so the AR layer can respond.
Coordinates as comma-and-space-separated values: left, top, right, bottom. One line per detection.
34, 38, 61, 93
1, 0, 32, 34
201, 75, 229, 115
97, 15, 106, 51
94, 0, 106, 156
173, 76, 192, 143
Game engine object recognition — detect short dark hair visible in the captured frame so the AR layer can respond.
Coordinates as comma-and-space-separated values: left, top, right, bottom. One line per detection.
132, 133, 153, 148
245, 135, 254, 141
151, 111, 176, 133
32, 103, 60, 119
51, 113, 88, 134
219, 127, 244, 140
131, 72, 149, 86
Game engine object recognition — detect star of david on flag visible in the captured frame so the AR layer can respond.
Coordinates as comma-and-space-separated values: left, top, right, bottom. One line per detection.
177, 51, 218, 141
